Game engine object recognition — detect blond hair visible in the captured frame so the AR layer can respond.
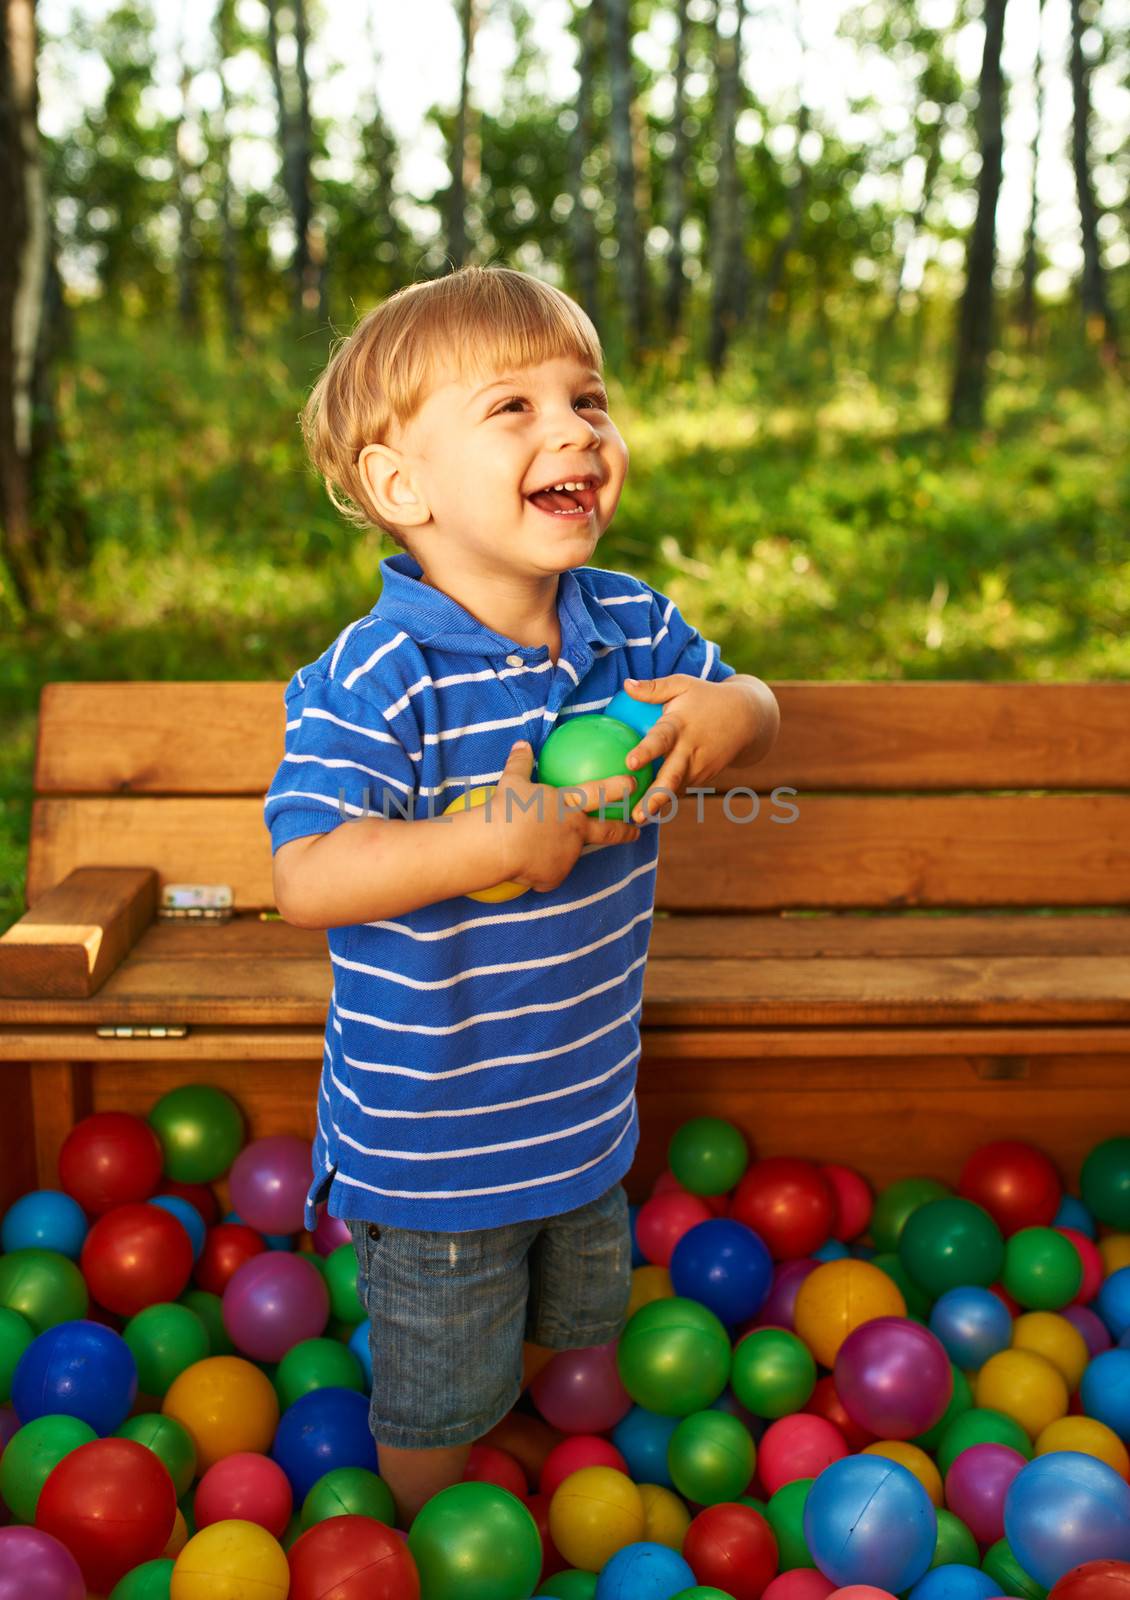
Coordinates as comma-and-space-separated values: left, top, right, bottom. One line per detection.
301, 265, 604, 545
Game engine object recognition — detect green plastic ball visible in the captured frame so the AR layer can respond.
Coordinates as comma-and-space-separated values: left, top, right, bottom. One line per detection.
323, 1243, 366, 1324
898, 1196, 1004, 1296
535, 715, 653, 822
537, 1574, 598, 1599
108, 1557, 175, 1600
936, 1406, 1033, 1477
871, 1177, 951, 1254
147, 1083, 245, 1183
668, 1118, 749, 1197
1081, 1137, 1130, 1230
931, 1507, 981, 1569
731, 1327, 816, 1418
0, 1247, 88, 1332
300, 1464, 396, 1529
178, 1488, 196, 1537
913, 1364, 973, 1453
1002, 1225, 1083, 1309
0, 1413, 96, 1522
616, 1296, 732, 1416
124, 1301, 210, 1396
766, 1476, 815, 1569
671, 1591, 736, 1599
177, 1287, 234, 1355
0, 1306, 34, 1402
281, 1513, 304, 1550
871, 1250, 935, 1320
275, 1336, 366, 1411
408, 1480, 543, 1600
115, 1412, 197, 1499
667, 1409, 755, 1504
982, 1537, 1049, 1597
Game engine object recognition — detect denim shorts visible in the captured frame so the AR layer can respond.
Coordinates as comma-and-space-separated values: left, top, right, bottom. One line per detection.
346, 1180, 632, 1450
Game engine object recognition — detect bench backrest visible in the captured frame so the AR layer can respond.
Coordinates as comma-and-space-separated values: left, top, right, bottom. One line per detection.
25, 681, 1130, 914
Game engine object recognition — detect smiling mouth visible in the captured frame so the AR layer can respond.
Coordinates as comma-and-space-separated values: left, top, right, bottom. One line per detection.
525, 480, 599, 518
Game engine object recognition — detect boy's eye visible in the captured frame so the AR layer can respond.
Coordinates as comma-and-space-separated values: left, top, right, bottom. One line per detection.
493, 393, 609, 415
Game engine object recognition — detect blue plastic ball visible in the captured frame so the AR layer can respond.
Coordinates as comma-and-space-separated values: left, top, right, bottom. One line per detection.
595, 1540, 696, 1599
1098, 1268, 1130, 1341
148, 1195, 206, 1260
611, 1404, 679, 1489
1003, 1450, 1130, 1588
908, 1565, 1004, 1598
348, 1319, 373, 1387
605, 689, 664, 740
929, 1286, 1014, 1369
1054, 1195, 1096, 1238
271, 1385, 378, 1500
669, 1219, 773, 1325
629, 1204, 646, 1268
803, 1453, 937, 1592
1081, 1348, 1130, 1439
11, 1318, 137, 1433
1, 1191, 88, 1259
813, 1239, 850, 1262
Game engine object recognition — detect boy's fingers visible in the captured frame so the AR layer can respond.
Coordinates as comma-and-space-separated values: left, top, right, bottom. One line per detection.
502, 739, 535, 775
558, 775, 637, 813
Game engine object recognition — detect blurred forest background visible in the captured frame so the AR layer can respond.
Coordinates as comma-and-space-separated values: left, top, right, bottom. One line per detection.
0, 0, 1128, 927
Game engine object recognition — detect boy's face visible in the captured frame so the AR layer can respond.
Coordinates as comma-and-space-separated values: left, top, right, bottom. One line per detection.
361, 352, 629, 580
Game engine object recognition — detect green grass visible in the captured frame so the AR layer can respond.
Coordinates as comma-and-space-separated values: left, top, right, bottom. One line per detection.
1, 316, 1127, 932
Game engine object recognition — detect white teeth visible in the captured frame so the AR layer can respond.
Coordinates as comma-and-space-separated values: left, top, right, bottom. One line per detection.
546, 480, 589, 492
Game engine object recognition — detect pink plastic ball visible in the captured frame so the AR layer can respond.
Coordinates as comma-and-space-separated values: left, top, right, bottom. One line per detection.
834, 1317, 953, 1440
830, 1590, 897, 1599
764, 1573, 837, 1599
757, 1413, 850, 1496
221, 1250, 329, 1361
821, 1165, 873, 1242
1058, 1228, 1104, 1304
229, 1135, 312, 1235
194, 1451, 294, 1537
538, 1435, 629, 1500
312, 1206, 352, 1258
529, 1341, 632, 1434
0, 1527, 84, 1600
944, 1442, 1027, 1547
635, 1190, 713, 1267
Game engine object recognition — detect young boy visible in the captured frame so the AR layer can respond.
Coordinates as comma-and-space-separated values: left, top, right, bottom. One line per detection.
264, 264, 779, 1526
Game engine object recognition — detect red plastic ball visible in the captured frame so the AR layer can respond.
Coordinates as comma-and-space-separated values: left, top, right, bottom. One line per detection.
194, 1222, 267, 1296
820, 1165, 873, 1242
988, 1281, 1024, 1318
757, 1413, 850, 1497
58, 1112, 163, 1216
804, 1375, 877, 1452
80, 1202, 194, 1316
35, 1436, 177, 1593
157, 1179, 220, 1226
288, 1514, 420, 1600
635, 1190, 713, 1267
193, 1451, 293, 1537
1050, 1560, 1130, 1597
1058, 1228, 1104, 1304
683, 1501, 780, 1600
463, 1443, 527, 1498
652, 1169, 729, 1218
958, 1140, 1062, 1237
538, 1435, 629, 1500
730, 1159, 837, 1260
524, 1490, 569, 1583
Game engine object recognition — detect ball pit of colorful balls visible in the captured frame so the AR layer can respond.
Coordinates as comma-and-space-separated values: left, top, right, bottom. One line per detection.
6, 1098, 1130, 1598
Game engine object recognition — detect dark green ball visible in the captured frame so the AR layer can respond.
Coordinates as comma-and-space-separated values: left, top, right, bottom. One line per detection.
536, 715, 653, 822
1081, 1137, 1130, 1229
898, 1196, 1004, 1296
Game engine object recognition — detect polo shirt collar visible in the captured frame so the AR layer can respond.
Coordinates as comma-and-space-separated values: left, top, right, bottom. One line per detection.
372, 550, 625, 657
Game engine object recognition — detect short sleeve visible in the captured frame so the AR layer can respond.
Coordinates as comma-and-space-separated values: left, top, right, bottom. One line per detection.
645, 583, 736, 683
263, 669, 418, 855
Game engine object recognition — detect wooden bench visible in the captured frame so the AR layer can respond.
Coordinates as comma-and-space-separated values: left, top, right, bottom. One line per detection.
1, 680, 1128, 1213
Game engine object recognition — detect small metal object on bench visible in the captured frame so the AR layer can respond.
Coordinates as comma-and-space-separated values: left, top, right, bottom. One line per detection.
95, 1024, 190, 1040
159, 885, 234, 922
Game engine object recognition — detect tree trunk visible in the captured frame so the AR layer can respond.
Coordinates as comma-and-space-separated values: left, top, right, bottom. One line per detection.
603, 0, 647, 355
1018, 0, 1045, 350
569, 0, 600, 326
756, 100, 810, 336
708, 0, 747, 376
1068, 0, 1120, 366
948, 0, 1008, 430
214, 0, 243, 339
447, 0, 478, 267
664, 0, 691, 339
265, 0, 321, 319
174, 60, 200, 335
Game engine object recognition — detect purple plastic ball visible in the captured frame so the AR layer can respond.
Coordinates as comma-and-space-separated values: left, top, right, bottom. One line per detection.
530, 1340, 632, 1434
312, 1206, 351, 1258
221, 1250, 329, 1362
945, 1442, 1028, 1547
745, 1258, 818, 1333
0, 1527, 84, 1600
229, 1135, 313, 1235
1063, 1305, 1114, 1357
834, 1316, 954, 1439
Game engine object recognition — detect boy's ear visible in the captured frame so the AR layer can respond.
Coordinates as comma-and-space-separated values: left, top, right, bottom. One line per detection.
358, 443, 431, 528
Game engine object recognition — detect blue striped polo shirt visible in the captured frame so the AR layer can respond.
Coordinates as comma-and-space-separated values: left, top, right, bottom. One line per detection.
263, 549, 736, 1232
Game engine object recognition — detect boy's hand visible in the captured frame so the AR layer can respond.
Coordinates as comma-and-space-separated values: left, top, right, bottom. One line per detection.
618, 675, 766, 823
490, 741, 641, 894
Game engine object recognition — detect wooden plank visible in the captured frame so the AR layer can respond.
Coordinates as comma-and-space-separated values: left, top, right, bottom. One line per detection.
34, 682, 1130, 796
29, 1062, 93, 1187
0, 867, 157, 999
26, 794, 1130, 912
0, 1064, 37, 1210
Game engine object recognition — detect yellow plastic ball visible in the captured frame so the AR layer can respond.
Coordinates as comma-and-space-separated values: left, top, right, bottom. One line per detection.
1011, 1311, 1090, 1392
163, 1507, 189, 1558
171, 1519, 290, 1600
548, 1466, 645, 1571
793, 1260, 907, 1368
1036, 1416, 1130, 1478
1100, 1235, 1130, 1277
863, 1440, 944, 1507
628, 1266, 674, 1319
162, 1357, 280, 1473
443, 786, 529, 902
975, 1348, 1068, 1439
639, 1481, 691, 1549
